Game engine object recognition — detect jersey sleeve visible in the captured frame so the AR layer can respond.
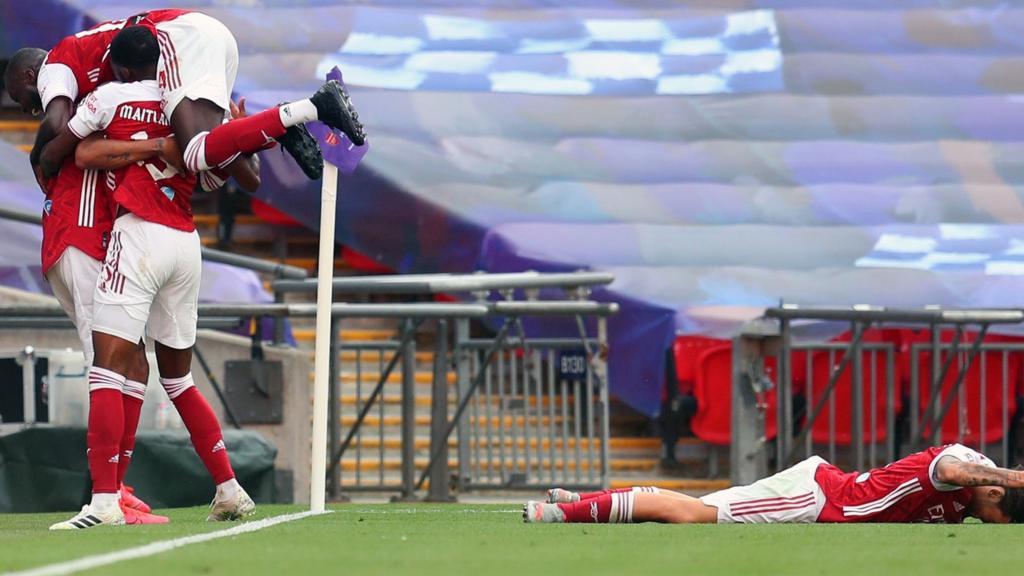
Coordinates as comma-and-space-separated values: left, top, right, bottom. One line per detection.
37, 61, 79, 112
67, 87, 116, 139
928, 444, 996, 492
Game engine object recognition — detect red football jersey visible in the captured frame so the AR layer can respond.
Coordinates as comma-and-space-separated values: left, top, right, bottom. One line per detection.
815, 444, 992, 523
68, 81, 197, 232
36, 9, 191, 272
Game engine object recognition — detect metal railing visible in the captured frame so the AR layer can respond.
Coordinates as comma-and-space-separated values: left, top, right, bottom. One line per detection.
731, 306, 1024, 485
0, 271, 618, 500
0, 205, 309, 280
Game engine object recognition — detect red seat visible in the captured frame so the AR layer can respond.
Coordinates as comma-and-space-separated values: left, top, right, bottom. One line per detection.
916, 349, 1020, 444
809, 349, 901, 445
692, 346, 778, 446
671, 336, 728, 396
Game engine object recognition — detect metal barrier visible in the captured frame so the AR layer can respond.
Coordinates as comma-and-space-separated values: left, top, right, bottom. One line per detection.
0, 203, 620, 498
327, 301, 615, 500
731, 306, 1024, 485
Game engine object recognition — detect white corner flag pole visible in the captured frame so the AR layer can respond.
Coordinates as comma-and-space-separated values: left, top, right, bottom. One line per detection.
309, 161, 338, 514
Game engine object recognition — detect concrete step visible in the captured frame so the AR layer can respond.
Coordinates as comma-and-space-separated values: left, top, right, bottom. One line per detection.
336, 458, 659, 473
340, 414, 569, 428
338, 393, 574, 408
609, 478, 730, 492
295, 328, 396, 342
334, 371, 457, 385
0, 119, 40, 132
343, 436, 660, 452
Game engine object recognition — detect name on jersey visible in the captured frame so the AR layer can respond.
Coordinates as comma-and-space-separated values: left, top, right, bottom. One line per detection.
118, 105, 168, 126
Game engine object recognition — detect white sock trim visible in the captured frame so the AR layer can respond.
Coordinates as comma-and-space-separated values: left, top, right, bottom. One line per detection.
279, 99, 318, 127
161, 373, 195, 400
632, 486, 659, 495
89, 366, 126, 393
183, 132, 211, 173
123, 379, 147, 401
610, 492, 635, 523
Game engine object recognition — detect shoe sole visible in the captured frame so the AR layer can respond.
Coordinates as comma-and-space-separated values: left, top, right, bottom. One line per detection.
277, 122, 324, 180
314, 81, 366, 146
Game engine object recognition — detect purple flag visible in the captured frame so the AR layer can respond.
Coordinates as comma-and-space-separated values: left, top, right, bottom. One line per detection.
308, 67, 368, 175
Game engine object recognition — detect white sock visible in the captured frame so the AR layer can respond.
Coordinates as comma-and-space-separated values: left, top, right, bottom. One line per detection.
91, 492, 120, 512
278, 99, 318, 127
609, 492, 636, 524
216, 478, 240, 500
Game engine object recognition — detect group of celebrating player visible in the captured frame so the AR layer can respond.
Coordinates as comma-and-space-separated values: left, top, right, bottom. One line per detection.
3, 8, 365, 530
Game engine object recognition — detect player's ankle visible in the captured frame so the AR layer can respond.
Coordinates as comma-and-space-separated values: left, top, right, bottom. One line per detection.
91, 492, 121, 513
216, 478, 240, 500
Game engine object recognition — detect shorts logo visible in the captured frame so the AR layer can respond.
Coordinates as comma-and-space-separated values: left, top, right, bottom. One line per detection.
855, 472, 870, 483
43, 199, 52, 216
99, 231, 127, 295
325, 132, 340, 146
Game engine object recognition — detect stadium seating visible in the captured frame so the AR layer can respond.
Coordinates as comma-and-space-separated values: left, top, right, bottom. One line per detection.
691, 346, 778, 446
671, 336, 728, 396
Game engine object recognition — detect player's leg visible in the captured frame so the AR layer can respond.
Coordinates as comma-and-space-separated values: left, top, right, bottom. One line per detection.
117, 342, 168, 521
525, 490, 717, 524
44, 247, 99, 365
160, 12, 363, 181
696, 457, 826, 524
174, 87, 363, 181
147, 223, 254, 521
49, 217, 160, 530
548, 486, 671, 503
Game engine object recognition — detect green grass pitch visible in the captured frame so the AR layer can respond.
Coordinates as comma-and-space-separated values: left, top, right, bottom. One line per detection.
2, 504, 1023, 575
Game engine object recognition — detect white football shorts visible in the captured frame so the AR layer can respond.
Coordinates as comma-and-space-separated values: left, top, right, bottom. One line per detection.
46, 246, 102, 364
155, 12, 239, 119
92, 213, 201, 349
700, 456, 828, 523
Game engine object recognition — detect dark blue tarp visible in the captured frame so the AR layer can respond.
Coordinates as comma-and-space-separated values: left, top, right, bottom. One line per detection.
7, 1, 1024, 416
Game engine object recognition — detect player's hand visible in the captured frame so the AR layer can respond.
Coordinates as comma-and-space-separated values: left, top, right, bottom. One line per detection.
33, 164, 51, 195
160, 136, 185, 173
230, 97, 248, 119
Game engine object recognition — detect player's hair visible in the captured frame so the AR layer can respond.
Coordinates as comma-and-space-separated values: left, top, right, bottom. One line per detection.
1000, 466, 1024, 523
3, 47, 46, 87
110, 25, 159, 70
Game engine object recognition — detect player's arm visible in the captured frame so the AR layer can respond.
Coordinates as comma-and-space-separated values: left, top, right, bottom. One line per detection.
38, 123, 80, 179
75, 134, 181, 171
29, 95, 72, 168
228, 154, 261, 192
934, 456, 1024, 488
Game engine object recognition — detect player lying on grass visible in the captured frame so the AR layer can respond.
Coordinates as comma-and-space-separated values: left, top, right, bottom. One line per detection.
525, 444, 1024, 524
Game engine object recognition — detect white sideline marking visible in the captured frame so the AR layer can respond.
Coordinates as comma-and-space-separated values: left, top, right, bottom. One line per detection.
8, 511, 323, 576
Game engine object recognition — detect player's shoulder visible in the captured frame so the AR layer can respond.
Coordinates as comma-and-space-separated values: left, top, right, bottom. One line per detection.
90, 80, 161, 107
44, 36, 81, 66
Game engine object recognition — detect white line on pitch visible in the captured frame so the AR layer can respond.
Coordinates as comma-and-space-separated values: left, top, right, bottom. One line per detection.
6, 510, 325, 576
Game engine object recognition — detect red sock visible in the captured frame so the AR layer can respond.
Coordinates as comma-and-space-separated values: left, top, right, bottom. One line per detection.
118, 392, 144, 485
195, 108, 285, 169
577, 487, 659, 501
558, 492, 635, 523
169, 383, 235, 484
87, 367, 126, 494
